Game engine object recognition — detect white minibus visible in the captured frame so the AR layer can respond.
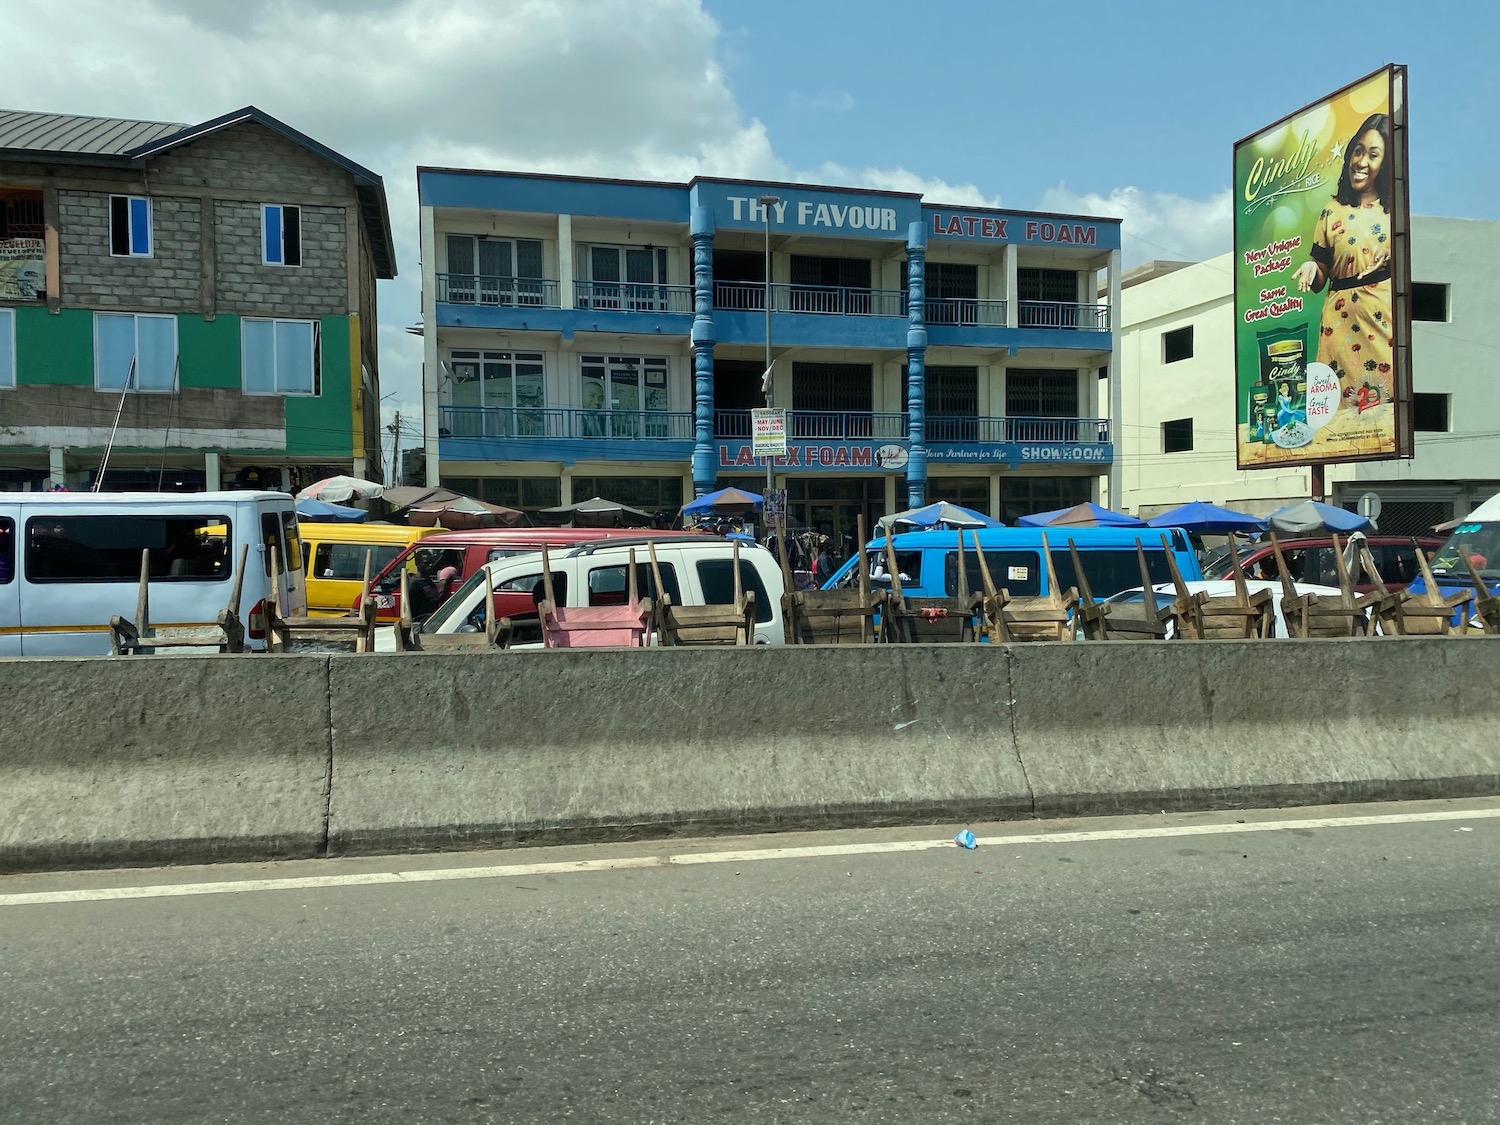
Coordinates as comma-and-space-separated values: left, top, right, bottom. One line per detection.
0, 491, 305, 655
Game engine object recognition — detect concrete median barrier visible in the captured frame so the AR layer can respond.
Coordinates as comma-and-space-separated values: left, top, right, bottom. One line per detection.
0, 655, 333, 871
1009, 636, 1500, 815
327, 646, 1033, 854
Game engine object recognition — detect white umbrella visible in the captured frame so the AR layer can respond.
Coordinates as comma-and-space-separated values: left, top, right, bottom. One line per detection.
296, 475, 385, 504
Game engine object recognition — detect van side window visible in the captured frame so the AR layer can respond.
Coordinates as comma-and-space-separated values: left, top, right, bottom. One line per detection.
946, 550, 1040, 597
1048, 549, 1172, 600
315, 543, 404, 581
282, 512, 303, 572
588, 561, 677, 606
27, 515, 232, 582
696, 558, 772, 623
495, 571, 568, 606
0, 518, 13, 584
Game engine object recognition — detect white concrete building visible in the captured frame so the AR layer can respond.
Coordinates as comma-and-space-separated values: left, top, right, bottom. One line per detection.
1116, 216, 1500, 535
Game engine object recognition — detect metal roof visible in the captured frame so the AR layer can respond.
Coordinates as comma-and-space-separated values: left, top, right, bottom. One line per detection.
0, 105, 395, 279
0, 109, 185, 156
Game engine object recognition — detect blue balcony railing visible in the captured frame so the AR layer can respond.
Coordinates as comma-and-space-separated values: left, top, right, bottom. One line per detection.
713, 281, 905, 318
713, 410, 908, 440
574, 281, 693, 314
436, 273, 561, 308
440, 406, 1110, 449
927, 415, 1111, 443
924, 297, 1007, 326
1016, 300, 1111, 331
440, 405, 694, 441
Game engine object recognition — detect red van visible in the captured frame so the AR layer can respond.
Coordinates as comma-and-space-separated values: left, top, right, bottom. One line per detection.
359, 527, 700, 622
1202, 534, 1440, 594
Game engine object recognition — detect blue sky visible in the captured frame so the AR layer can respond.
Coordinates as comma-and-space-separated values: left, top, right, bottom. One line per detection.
705, 0, 1498, 259
5, 0, 1493, 453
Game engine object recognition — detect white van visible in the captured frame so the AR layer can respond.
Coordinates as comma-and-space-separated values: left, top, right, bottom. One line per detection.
421, 536, 787, 645
0, 491, 305, 655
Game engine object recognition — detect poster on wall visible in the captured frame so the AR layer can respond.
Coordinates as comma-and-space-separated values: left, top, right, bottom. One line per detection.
0, 238, 44, 300
1233, 65, 1410, 470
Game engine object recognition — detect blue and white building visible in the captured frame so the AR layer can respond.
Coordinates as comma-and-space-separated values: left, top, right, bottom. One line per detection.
418, 170, 1122, 542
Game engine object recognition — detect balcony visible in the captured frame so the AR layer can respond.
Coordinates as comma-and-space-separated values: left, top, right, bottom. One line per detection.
923, 297, 1006, 327
438, 406, 1112, 468
441, 405, 694, 441
574, 280, 694, 314
436, 273, 561, 308
1016, 300, 1111, 331
713, 281, 905, 318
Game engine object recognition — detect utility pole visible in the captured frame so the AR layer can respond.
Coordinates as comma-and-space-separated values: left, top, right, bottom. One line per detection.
388, 410, 401, 486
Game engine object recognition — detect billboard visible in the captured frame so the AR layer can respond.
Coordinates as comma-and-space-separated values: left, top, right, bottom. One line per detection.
1233, 65, 1410, 470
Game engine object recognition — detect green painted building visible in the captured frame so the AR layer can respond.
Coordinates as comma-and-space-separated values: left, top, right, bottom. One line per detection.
0, 106, 396, 491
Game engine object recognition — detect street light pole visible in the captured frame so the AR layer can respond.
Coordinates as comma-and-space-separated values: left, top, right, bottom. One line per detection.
759, 194, 779, 518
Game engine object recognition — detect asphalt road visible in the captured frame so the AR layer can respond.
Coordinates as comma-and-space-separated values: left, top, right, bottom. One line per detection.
1, 799, 1498, 1124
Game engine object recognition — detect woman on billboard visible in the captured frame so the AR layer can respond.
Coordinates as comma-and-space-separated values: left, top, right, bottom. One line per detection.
1292, 114, 1393, 408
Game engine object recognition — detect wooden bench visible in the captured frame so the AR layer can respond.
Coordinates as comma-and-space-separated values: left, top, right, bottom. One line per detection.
1271, 532, 1374, 639
881, 526, 980, 643
263, 549, 378, 653
1164, 540, 1273, 640
649, 539, 755, 646
777, 514, 885, 645
1360, 540, 1473, 636
1068, 537, 1171, 641
397, 566, 513, 651
538, 542, 653, 648
110, 545, 249, 655
974, 531, 1078, 643
1462, 553, 1499, 634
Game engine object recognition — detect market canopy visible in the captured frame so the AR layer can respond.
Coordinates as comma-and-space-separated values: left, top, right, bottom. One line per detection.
380, 485, 525, 528
681, 487, 763, 516
1147, 500, 1266, 535
538, 496, 655, 528
876, 501, 1000, 531
1266, 500, 1373, 535
1017, 502, 1145, 529
295, 497, 367, 523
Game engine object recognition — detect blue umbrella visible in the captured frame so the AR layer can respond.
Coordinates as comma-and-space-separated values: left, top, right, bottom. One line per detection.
681, 487, 763, 515
1018, 502, 1145, 528
1267, 500, 1372, 535
1147, 500, 1266, 534
296, 497, 367, 522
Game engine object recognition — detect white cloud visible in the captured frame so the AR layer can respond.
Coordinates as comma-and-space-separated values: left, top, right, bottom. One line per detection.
788, 90, 856, 114
1038, 183, 1233, 269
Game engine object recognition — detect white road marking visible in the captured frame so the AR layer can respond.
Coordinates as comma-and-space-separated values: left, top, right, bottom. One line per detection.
2, 806, 1497, 908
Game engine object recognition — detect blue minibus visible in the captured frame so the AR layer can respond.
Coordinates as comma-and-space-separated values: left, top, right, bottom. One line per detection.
1405, 492, 1500, 621
821, 525, 1203, 600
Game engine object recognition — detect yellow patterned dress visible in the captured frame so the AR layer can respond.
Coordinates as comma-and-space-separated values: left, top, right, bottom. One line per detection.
1309, 200, 1394, 405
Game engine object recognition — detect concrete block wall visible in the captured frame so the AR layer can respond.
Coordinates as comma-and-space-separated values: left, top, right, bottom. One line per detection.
59, 192, 204, 312
214, 200, 347, 317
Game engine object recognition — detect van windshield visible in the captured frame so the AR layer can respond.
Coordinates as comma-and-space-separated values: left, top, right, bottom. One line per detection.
1430, 522, 1500, 584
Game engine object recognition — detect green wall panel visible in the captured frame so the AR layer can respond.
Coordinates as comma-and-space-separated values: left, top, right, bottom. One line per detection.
15, 307, 93, 385
178, 315, 242, 389
284, 316, 354, 456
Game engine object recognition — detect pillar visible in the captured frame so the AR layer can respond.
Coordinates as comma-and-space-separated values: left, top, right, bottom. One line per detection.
204, 452, 221, 491
904, 221, 928, 509
689, 207, 717, 498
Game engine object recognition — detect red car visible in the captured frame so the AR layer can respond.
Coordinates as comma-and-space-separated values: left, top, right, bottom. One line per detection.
358, 527, 700, 622
1202, 535, 1441, 594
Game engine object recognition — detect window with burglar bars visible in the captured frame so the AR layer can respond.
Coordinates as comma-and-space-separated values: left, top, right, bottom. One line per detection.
790, 256, 872, 289
791, 362, 873, 412
1017, 268, 1078, 303
1005, 369, 1079, 417
902, 260, 978, 300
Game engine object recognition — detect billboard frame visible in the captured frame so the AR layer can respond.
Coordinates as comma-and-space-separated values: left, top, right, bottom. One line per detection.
1231, 64, 1411, 472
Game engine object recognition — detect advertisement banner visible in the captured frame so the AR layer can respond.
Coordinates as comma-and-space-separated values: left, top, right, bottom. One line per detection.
751, 408, 787, 458
1233, 66, 1410, 469
0, 238, 44, 300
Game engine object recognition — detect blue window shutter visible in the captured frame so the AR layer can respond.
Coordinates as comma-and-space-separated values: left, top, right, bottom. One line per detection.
264, 205, 283, 265
129, 197, 151, 256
